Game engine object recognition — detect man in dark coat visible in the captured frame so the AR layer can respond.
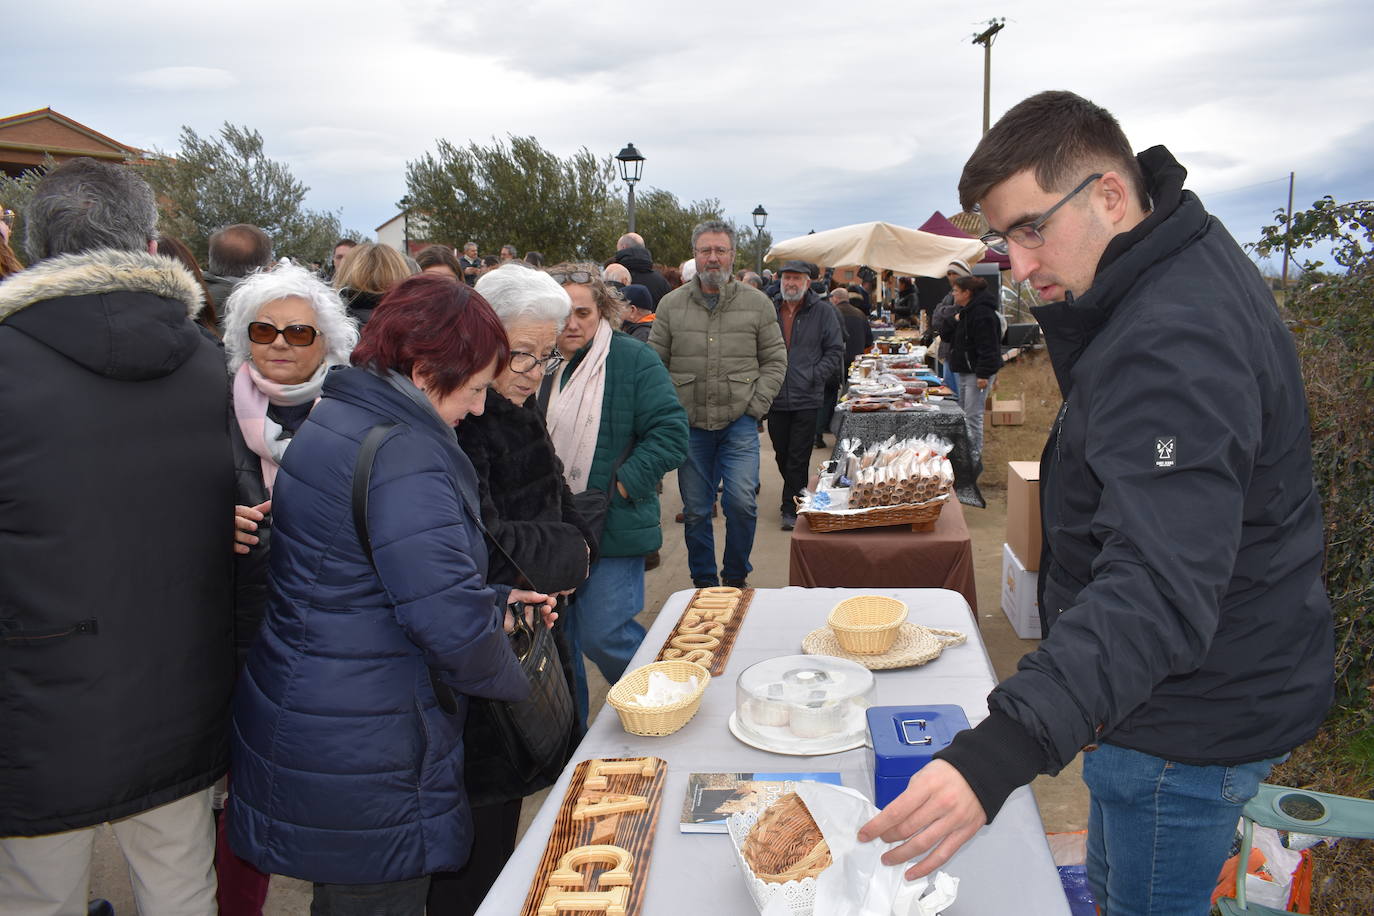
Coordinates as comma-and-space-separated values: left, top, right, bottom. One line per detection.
610, 232, 671, 305
768, 261, 844, 529
618, 283, 656, 342
862, 92, 1334, 916
0, 158, 233, 913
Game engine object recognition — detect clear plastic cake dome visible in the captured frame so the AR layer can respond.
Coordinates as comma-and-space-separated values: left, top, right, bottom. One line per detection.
733, 654, 875, 753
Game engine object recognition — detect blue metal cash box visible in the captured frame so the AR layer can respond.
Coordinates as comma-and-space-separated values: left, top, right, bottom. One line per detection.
867, 705, 971, 808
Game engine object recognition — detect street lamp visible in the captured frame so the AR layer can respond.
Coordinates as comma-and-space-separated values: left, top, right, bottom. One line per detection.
400, 195, 412, 254
615, 143, 645, 233
751, 204, 768, 276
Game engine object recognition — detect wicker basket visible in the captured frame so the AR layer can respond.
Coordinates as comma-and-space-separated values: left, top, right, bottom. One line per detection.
827, 595, 909, 654
801, 490, 949, 533
742, 792, 832, 883
606, 660, 711, 736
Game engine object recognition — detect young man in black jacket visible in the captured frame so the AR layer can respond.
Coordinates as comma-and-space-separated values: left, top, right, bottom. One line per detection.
861, 92, 1334, 916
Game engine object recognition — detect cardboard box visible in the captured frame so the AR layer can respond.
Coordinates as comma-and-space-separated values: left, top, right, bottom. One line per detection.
1006, 461, 1041, 571
990, 394, 1024, 425
1001, 542, 1041, 639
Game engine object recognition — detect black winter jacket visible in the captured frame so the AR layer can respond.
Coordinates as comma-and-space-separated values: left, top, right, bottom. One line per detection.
610, 245, 671, 305
949, 288, 1004, 378
770, 290, 845, 411
835, 300, 873, 369
0, 249, 235, 835
935, 146, 1334, 822
455, 389, 594, 804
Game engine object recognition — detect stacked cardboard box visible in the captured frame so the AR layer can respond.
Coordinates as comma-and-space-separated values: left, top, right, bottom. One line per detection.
990, 394, 1025, 426
1001, 543, 1041, 639
1006, 462, 1041, 570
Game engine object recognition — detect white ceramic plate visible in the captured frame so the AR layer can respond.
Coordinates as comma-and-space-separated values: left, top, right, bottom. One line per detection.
727, 711, 868, 756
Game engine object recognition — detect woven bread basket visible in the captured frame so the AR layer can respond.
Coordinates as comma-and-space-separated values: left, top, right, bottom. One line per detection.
741, 792, 832, 883
606, 660, 710, 736
801, 489, 950, 533
827, 595, 909, 654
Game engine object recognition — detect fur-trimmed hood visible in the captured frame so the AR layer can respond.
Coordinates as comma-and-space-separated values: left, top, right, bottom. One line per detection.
0, 248, 208, 381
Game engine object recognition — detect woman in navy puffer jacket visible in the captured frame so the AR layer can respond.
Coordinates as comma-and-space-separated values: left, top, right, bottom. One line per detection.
227, 275, 554, 913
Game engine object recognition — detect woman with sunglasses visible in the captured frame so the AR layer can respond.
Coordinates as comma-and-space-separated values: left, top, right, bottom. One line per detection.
424, 263, 596, 915
228, 274, 550, 914
545, 262, 688, 723
217, 264, 358, 915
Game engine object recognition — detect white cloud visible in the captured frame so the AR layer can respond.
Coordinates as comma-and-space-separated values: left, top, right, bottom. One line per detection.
127, 67, 239, 91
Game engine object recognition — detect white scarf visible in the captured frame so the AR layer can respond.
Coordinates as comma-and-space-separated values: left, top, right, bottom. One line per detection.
547, 318, 612, 494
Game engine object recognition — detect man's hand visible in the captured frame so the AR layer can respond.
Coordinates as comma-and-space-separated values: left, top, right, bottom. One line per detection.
857, 760, 986, 879
977, 377, 989, 391
233, 500, 271, 554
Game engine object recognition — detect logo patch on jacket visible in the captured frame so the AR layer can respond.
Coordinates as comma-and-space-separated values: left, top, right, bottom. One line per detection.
1155, 436, 1176, 468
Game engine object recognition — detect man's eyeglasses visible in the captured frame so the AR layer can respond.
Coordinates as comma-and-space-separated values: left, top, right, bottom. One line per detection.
980, 173, 1103, 255
694, 246, 733, 258
509, 350, 564, 375
247, 321, 320, 347
547, 270, 594, 285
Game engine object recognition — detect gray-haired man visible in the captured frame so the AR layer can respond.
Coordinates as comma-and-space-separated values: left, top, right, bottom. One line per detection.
649, 220, 787, 587
0, 157, 233, 916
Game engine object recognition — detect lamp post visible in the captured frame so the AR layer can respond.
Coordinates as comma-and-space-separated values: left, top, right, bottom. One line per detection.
752, 204, 768, 276
400, 195, 412, 255
615, 143, 645, 233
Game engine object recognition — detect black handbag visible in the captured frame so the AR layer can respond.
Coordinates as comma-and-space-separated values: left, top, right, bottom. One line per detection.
351, 424, 575, 804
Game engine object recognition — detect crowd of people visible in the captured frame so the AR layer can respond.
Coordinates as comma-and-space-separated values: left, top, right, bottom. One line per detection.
0, 87, 1335, 916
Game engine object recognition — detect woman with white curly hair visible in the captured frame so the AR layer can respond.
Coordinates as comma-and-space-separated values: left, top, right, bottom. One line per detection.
216, 263, 357, 916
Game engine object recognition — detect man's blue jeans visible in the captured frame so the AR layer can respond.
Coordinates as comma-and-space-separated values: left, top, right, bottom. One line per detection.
566, 555, 645, 724
1082, 742, 1282, 916
678, 414, 761, 583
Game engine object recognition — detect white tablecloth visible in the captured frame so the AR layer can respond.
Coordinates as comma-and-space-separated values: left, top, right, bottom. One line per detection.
476, 587, 1070, 915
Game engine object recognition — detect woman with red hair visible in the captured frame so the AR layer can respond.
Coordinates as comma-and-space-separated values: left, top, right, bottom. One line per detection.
226, 274, 554, 913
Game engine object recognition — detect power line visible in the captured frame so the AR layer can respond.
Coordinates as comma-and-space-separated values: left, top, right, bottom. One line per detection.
1198, 175, 1292, 198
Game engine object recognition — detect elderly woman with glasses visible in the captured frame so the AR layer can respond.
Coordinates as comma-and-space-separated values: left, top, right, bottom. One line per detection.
228, 274, 552, 914
544, 262, 688, 722
426, 263, 597, 915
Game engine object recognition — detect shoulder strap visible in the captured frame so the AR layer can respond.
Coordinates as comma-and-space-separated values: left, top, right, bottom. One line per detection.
536, 371, 555, 418
352, 423, 398, 565
351, 422, 543, 592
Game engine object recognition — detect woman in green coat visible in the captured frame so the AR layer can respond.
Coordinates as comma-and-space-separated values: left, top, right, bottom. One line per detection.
545, 263, 688, 720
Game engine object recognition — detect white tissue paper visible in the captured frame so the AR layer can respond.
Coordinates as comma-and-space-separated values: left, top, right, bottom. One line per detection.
758, 782, 958, 916
630, 671, 699, 707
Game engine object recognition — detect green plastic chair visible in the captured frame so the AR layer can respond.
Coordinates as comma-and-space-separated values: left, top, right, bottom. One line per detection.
1215, 783, 1374, 914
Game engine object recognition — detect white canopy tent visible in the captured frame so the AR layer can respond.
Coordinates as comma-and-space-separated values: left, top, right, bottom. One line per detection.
766, 221, 987, 278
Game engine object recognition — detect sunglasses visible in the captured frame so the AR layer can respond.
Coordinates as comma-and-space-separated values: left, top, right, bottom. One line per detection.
547, 270, 595, 285
247, 321, 320, 347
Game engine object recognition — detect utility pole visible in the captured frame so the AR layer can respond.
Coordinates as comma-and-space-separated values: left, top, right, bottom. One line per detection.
972, 19, 1006, 136
1281, 171, 1295, 291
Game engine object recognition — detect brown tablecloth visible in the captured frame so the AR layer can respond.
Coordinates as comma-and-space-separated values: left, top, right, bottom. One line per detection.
787, 497, 978, 612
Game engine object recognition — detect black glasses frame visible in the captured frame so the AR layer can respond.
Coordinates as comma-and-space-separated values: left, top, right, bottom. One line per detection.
509, 350, 564, 375
981, 173, 1104, 255
247, 321, 320, 347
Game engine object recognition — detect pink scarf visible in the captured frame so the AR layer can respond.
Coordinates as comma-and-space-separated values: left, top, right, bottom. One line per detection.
548, 319, 612, 494
232, 362, 326, 492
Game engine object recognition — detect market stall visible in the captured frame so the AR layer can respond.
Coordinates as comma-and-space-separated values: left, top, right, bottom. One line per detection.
833, 399, 983, 508
766, 221, 987, 279
788, 500, 977, 612
475, 587, 1069, 915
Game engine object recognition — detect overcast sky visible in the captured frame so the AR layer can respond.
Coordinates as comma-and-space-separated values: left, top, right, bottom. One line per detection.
7, 0, 1372, 272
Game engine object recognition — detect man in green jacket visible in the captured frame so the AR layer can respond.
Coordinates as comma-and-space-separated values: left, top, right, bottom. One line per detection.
648, 220, 788, 587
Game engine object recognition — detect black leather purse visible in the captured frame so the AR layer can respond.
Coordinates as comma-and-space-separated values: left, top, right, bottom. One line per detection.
351, 424, 575, 805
